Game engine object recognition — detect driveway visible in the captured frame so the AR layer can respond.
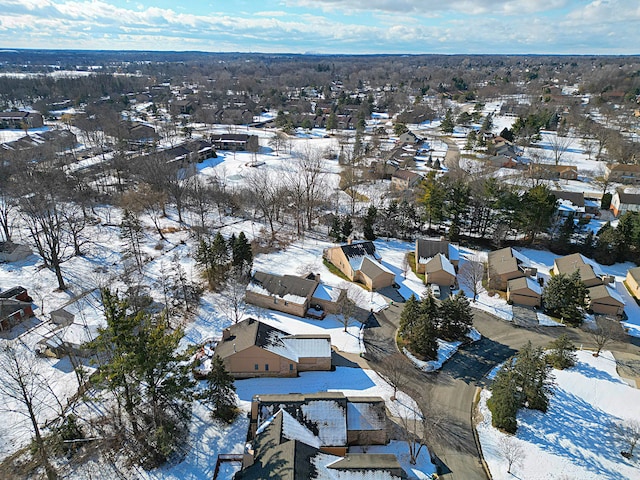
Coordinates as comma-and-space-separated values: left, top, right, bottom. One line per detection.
363, 303, 640, 480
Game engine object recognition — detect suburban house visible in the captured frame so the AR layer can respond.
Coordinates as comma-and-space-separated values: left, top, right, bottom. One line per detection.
0, 242, 32, 263
587, 285, 625, 316
422, 253, 457, 287
415, 238, 460, 275
397, 130, 421, 144
626, 267, 640, 300
507, 276, 542, 307
607, 163, 640, 185
487, 247, 537, 290
0, 111, 44, 129
552, 253, 613, 287
530, 164, 578, 180
245, 271, 346, 318
0, 287, 34, 332
235, 392, 406, 479
214, 318, 332, 378
391, 169, 422, 190
610, 189, 640, 217
211, 133, 259, 151
125, 122, 159, 146
549, 190, 596, 219
324, 241, 395, 291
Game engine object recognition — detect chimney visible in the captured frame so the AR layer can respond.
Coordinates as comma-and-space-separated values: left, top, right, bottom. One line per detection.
347, 237, 353, 245
222, 328, 231, 340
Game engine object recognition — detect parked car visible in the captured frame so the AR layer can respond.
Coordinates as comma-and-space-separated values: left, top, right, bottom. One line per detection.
427, 284, 441, 298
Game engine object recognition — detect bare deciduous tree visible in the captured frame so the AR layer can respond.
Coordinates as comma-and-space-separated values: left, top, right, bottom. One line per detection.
584, 316, 625, 357
217, 268, 250, 324
549, 133, 573, 166
335, 283, 368, 332
0, 344, 59, 480
499, 435, 525, 474
614, 419, 640, 458
458, 256, 485, 302
378, 353, 409, 400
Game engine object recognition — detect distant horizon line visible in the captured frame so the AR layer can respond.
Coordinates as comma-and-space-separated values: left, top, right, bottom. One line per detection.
1, 48, 639, 58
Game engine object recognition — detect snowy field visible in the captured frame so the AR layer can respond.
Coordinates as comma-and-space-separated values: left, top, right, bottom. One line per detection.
477, 350, 640, 480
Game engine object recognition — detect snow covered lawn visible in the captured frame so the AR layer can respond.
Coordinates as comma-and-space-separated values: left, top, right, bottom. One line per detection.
404, 328, 481, 372
477, 350, 640, 480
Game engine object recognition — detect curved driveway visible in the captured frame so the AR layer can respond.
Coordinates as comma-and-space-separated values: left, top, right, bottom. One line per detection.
364, 304, 640, 480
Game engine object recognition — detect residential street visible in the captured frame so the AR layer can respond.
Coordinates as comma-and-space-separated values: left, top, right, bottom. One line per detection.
364, 300, 640, 480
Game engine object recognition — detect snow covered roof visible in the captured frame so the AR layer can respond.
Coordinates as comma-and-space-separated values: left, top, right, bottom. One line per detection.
301, 400, 348, 446
588, 285, 625, 305
360, 256, 394, 280
249, 271, 319, 303
312, 283, 343, 302
215, 318, 331, 363
283, 335, 332, 359
346, 399, 387, 431
424, 253, 456, 278
507, 276, 542, 295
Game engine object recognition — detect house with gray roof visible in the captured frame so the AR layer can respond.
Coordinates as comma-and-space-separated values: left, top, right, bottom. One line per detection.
214, 318, 332, 378
324, 241, 395, 291
235, 392, 405, 479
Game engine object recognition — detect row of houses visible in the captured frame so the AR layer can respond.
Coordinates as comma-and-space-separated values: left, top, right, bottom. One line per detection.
488, 249, 628, 316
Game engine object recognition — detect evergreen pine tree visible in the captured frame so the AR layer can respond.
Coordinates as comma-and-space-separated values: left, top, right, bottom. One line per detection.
487, 363, 519, 433
546, 334, 577, 370
120, 209, 144, 271
203, 356, 238, 423
363, 205, 377, 241
514, 342, 553, 412
411, 313, 438, 361
341, 216, 353, 241
399, 294, 421, 339
329, 215, 343, 242
438, 291, 473, 341
542, 271, 588, 326
232, 231, 253, 273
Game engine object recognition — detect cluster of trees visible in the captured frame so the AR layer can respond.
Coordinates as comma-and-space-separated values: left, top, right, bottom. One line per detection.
422, 172, 558, 245
488, 342, 555, 433
195, 231, 253, 289
90, 289, 238, 468
398, 291, 473, 360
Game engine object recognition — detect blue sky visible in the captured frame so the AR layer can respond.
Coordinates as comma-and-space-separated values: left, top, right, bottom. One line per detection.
0, 0, 637, 54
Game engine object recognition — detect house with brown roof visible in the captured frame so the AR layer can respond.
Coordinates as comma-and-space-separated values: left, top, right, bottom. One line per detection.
507, 276, 542, 307
487, 247, 537, 291
236, 392, 406, 479
211, 133, 259, 151
530, 164, 578, 180
611, 190, 640, 217
391, 169, 422, 191
214, 318, 332, 378
587, 285, 625, 317
324, 241, 395, 291
552, 253, 611, 287
0, 111, 44, 129
626, 267, 640, 300
245, 271, 347, 318
415, 238, 460, 275
607, 163, 640, 185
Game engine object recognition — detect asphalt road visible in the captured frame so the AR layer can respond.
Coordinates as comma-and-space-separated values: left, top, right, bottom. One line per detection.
364, 302, 640, 480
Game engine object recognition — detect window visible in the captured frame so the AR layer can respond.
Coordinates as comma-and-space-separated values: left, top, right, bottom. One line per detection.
289, 364, 294, 371
254, 364, 259, 370
284, 301, 289, 306
265, 364, 269, 371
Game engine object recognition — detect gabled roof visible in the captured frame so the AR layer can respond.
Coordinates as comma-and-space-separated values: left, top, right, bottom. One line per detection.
416, 238, 452, 263
216, 318, 331, 362
340, 241, 378, 261
360, 256, 394, 281
423, 253, 456, 277
616, 191, 640, 205
554, 253, 603, 280
628, 266, 640, 284
588, 285, 625, 305
326, 454, 407, 478
249, 271, 319, 303
392, 169, 421, 182
550, 190, 585, 208
507, 276, 542, 295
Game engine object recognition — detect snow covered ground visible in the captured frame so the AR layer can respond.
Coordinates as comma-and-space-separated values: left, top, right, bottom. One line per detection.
477, 350, 640, 480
